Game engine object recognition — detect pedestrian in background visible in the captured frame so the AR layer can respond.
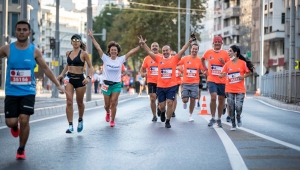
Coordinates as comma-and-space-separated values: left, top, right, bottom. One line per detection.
0, 20, 66, 159
94, 70, 100, 94
57, 34, 93, 134
88, 29, 140, 127
219, 45, 253, 131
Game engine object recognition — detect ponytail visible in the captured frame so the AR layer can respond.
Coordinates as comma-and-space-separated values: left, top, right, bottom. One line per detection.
80, 43, 86, 51
230, 45, 254, 72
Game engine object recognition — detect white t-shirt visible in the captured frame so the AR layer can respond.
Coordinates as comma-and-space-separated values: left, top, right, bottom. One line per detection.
101, 53, 126, 82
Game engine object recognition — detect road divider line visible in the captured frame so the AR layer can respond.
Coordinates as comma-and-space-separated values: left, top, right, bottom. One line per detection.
0, 97, 136, 130
222, 121, 300, 152
201, 115, 248, 170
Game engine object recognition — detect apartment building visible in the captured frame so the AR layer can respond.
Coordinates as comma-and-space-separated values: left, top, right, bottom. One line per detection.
198, 0, 214, 56
284, 0, 300, 70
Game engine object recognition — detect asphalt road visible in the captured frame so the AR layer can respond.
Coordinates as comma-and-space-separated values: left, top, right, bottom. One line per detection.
0, 91, 300, 170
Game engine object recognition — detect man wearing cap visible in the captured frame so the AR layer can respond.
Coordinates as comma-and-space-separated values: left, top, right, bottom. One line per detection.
201, 36, 230, 128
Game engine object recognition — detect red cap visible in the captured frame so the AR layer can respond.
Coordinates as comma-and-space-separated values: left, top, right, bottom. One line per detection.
213, 36, 223, 42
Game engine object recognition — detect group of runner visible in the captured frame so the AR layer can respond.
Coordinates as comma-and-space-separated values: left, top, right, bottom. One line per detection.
0, 20, 254, 159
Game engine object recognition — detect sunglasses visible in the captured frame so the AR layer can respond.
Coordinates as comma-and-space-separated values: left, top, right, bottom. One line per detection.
72, 38, 81, 42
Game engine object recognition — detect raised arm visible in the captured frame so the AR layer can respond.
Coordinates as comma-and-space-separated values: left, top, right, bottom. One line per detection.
138, 36, 156, 61
88, 29, 104, 57
125, 45, 141, 60
177, 37, 194, 59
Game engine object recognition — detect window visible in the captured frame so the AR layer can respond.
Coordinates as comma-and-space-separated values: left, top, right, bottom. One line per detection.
281, 13, 285, 24
270, 2, 273, 9
270, 26, 272, 32
265, 4, 267, 10
11, 13, 19, 37
237, 0, 240, 6
11, 0, 19, 4
236, 17, 240, 25
264, 27, 268, 34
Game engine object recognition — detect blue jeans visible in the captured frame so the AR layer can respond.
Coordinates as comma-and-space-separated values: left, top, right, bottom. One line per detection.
226, 93, 245, 122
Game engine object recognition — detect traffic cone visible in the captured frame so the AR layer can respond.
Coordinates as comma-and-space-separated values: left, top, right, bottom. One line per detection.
199, 96, 209, 115
254, 89, 259, 96
128, 88, 135, 95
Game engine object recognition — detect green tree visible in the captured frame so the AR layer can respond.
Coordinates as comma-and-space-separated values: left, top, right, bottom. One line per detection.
92, 4, 122, 66
107, 0, 206, 73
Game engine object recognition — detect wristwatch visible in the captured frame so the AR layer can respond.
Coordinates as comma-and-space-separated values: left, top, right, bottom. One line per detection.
87, 76, 92, 79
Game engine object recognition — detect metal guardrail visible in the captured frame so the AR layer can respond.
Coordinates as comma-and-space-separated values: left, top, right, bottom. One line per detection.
261, 70, 300, 104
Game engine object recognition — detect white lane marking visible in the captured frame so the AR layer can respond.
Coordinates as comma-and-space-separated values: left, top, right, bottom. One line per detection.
222, 121, 300, 152
201, 115, 248, 170
255, 99, 300, 113
0, 98, 136, 130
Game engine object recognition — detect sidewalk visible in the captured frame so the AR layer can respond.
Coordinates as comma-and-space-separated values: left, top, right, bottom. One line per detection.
0, 90, 137, 123
254, 96, 300, 112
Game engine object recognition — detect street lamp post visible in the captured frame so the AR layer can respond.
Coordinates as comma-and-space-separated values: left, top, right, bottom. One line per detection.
185, 0, 191, 55
86, 0, 93, 102
259, 0, 265, 95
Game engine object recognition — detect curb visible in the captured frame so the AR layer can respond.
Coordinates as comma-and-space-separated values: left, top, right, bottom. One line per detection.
254, 96, 300, 112
0, 94, 137, 123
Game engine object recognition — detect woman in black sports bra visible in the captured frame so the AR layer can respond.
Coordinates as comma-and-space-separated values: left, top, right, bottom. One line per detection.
57, 34, 94, 134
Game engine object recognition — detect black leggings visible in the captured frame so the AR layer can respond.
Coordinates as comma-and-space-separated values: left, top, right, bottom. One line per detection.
67, 73, 85, 88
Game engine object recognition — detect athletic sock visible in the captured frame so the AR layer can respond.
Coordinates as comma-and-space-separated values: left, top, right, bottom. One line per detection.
12, 125, 18, 132
69, 122, 73, 126
78, 118, 83, 122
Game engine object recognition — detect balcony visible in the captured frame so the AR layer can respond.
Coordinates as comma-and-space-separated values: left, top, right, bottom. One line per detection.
222, 25, 240, 37
223, 6, 240, 19
264, 30, 285, 41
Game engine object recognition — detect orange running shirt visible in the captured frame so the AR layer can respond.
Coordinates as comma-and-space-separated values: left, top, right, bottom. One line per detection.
202, 49, 230, 84
178, 55, 203, 84
142, 55, 160, 83
221, 59, 250, 93
155, 55, 179, 88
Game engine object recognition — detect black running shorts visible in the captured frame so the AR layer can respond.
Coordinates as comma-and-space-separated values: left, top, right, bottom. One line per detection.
4, 95, 35, 118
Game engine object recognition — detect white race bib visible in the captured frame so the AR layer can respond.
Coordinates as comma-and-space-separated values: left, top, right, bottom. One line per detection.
101, 84, 109, 92
10, 69, 31, 85
211, 64, 223, 76
228, 72, 241, 84
150, 66, 158, 76
161, 68, 172, 79
186, 68, 197, 78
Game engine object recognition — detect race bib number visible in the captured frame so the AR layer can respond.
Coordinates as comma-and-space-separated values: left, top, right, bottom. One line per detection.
101, 84, 109, 92
211, 64, 223, 76
150, 66, 158, 76
228, 72, 241, 84
161, 68, 172, 79
10, 69, 31, 85
186, 68, 197, 78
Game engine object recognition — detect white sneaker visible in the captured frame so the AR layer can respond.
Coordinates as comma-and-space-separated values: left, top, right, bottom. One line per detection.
230, 126, 236, 131
188, 117, 194, 122
183, 103, 187, 109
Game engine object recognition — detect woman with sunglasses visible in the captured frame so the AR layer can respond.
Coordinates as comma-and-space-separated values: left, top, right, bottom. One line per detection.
88, 29, 141, 127
219, 45, 254, 131
57, 34, 94, 133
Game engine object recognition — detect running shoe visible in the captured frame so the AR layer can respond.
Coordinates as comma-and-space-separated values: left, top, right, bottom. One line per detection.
160, 112, 166, 122
110, 120, 115, 127
105, 113, 110, 122
222, 104, 227, 115
66, 125, 73, 133
197, 102, 200, 107
172, 112, 176, 117
165, 121, 171, 128
216, 119, 222, 128
10, 126, 19, 138
183, 103, 187, 109
157, 108, 161, 117
77, 120, 83, 132
237, 117, 242, 127
226, 116, 231, 122
230, 125, 236, 131
16, 150, 26, 160
208, 118, 216, 127
188, 117, 194, 122
152, 116, 157, 122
